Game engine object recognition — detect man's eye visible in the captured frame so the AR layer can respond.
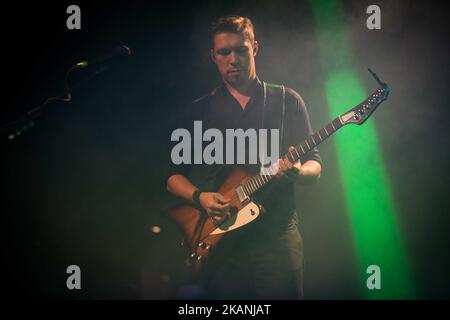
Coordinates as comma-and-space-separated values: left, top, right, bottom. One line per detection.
236, 47, 249, 55
217, 49, 231, 56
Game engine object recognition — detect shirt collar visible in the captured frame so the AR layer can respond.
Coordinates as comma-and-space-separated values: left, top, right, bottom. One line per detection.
220, 76, 263, 112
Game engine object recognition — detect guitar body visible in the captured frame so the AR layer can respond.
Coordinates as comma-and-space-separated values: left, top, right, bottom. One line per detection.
167, 166, 260, 274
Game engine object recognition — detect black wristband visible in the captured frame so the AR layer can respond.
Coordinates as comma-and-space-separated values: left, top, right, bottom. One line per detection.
192, 190, 202, 205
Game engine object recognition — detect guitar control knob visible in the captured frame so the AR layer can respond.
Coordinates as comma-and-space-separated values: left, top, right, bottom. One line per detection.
190, 252, 197, 259
197, 255, 203, 262
198, 242, 206, 249
205, 244, 211, 251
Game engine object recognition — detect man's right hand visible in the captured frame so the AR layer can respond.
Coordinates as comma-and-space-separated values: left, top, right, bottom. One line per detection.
199, 192, 231, 217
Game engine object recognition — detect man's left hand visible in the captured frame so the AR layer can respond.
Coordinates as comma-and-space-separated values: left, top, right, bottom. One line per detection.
275, 146, 304, 183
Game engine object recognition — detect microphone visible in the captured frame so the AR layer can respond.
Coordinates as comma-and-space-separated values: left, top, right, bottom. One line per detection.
74, 45, 132, 69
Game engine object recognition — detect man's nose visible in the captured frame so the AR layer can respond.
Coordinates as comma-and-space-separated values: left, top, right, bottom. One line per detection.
229, 50, 239, 64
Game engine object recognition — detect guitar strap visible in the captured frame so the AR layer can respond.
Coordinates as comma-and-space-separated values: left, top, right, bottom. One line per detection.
262, 82, 286, 156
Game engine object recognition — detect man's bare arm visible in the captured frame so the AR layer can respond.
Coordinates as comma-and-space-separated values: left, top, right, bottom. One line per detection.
167, 174, 199, 202
277, 147, 322, 184
292, 159, 322, 184
167, 174, 231, 215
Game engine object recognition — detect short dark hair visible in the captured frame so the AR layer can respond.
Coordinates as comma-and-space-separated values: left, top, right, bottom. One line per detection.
210, 15, 255, 47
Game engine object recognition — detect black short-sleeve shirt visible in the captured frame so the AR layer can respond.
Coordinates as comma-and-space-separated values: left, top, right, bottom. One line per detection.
167, 77, 322, 225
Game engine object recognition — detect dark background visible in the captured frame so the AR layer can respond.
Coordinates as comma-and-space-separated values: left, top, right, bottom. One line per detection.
1, 0, 449, 299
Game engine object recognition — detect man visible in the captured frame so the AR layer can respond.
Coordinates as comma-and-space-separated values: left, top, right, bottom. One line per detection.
166, 15, 322, 299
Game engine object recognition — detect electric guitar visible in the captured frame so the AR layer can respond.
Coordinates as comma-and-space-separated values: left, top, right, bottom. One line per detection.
167, 69, 390, 274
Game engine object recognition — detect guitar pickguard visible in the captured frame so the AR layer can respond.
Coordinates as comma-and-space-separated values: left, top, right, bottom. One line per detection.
210, 201, 260, 235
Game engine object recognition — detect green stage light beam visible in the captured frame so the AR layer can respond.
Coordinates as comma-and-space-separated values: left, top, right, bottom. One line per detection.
309, 0, 415, 299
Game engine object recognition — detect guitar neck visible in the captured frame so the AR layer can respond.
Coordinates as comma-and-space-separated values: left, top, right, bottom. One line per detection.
239, 77, 390, 198
242, 116, 344, 196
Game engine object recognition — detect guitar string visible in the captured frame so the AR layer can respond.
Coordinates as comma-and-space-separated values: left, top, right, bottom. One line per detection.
219, 154, 300, 206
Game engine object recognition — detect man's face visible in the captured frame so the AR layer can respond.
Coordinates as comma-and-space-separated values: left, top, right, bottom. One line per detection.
211, 32, 258, 87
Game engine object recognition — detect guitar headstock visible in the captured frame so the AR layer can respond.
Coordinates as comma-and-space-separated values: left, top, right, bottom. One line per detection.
339, 69, 390, 126
340, 86, 390, 126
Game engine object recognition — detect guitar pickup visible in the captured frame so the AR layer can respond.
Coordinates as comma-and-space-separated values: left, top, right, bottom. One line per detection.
235, 184, 250, 204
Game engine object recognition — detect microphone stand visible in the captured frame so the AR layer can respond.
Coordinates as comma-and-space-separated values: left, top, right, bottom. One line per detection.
0, 63, 109, 142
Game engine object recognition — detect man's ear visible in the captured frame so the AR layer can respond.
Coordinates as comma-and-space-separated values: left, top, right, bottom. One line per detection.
210, 49, 216, 64
253, 41, 259, 57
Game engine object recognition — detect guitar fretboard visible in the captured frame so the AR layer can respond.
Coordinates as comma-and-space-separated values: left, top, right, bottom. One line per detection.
241, 117, 343, 196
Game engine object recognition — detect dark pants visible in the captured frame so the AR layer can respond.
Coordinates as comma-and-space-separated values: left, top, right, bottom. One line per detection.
197, 214, 304, 300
